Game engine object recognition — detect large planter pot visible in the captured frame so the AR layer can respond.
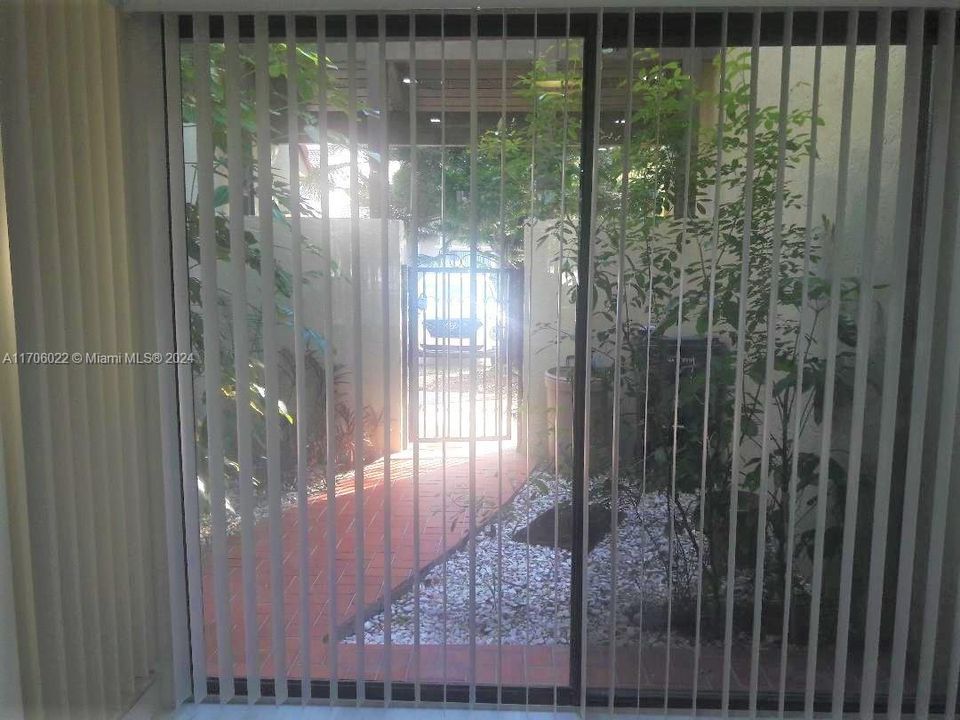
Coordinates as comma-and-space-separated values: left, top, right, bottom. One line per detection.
544, 365, 612, 467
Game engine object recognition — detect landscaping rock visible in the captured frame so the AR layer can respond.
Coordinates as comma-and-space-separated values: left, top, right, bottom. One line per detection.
510, 502, 623, 551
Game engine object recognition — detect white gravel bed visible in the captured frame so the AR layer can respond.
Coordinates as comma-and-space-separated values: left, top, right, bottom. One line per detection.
348, 471, 572, 646
344, 470, 758, 647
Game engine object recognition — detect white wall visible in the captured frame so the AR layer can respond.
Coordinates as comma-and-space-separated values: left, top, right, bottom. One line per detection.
523, 220, 578, 464
239, 216, 405, 457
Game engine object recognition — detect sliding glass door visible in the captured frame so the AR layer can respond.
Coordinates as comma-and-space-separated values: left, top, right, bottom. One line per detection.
169, 10, 584, 704
166, 7, 960, 716
581, 8, 960, 716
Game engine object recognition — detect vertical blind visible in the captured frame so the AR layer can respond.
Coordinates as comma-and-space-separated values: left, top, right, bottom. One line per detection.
166, 6, 960, 716
0, 1, 176, 718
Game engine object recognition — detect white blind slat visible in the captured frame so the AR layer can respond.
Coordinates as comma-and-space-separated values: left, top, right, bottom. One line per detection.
552, 11, 572, 711
609, 7, 635, 709
439, 10, 451, 702
224, 15, 259, 702
142, 10, 192, 702
345, 14, 366, 700
144, 10, 192, 702
634, 12, 663, 706
61, 2, 110, 706
377, 12, 394, 703
252, 12, 287, 704
163, 11, 208, 704
721, 11, 761, 713
750, 10, 793, 715
467, 10, 479, 703
194, 14, 234, 700
94, 9, 142, 707
803, 13, 858, 717
694, 11, 728, 712
495, 12, 510, 703
39, 0, 91, 708
284, 14, 312, 701
406, 14, 422, 702
521, 10, 537, 701
99, 4, 149, 688
665, 12, 697, 709
580, 10, 603, 712
779, 10, 823, 715
8, 5, 71, 695
316, 12, 339, 702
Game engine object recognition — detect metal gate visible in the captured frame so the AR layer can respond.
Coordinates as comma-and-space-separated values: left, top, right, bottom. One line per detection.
409, 264, 513, 442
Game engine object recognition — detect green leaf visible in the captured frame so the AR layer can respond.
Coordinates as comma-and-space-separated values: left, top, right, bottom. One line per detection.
213, 184, 230, 208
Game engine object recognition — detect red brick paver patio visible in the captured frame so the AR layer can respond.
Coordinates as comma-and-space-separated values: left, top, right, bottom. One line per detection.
199, 435, 899, 695
202, 438, 537, 684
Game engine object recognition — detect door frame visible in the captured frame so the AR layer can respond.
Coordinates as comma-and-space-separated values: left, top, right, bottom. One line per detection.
158, 7, 948, 713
